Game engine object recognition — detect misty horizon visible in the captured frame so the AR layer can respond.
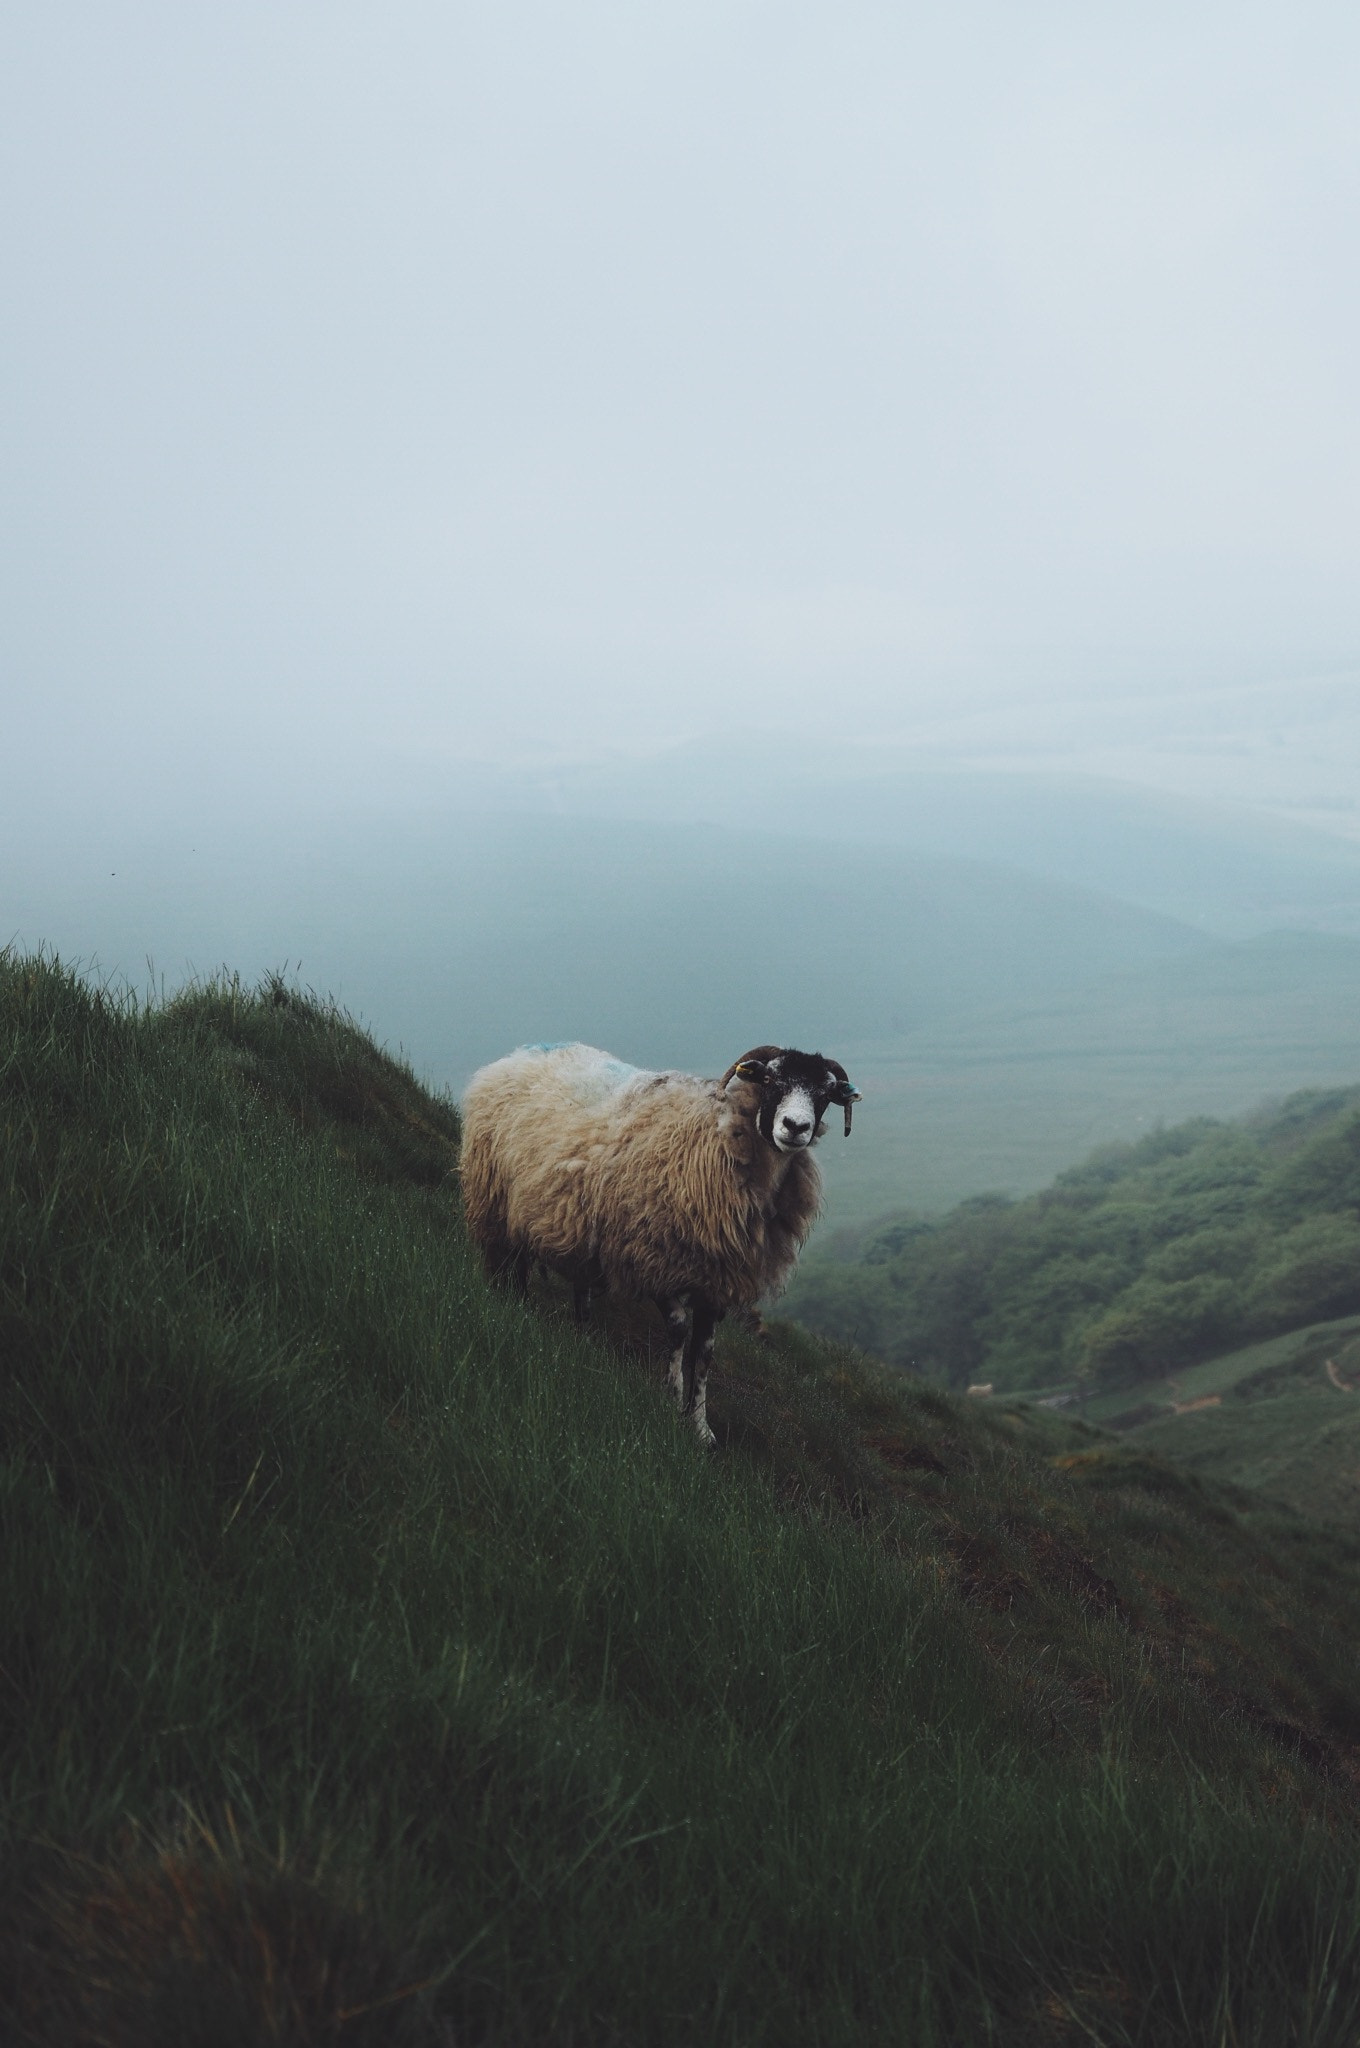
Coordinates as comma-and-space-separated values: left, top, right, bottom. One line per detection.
5, 4, 1360, 1233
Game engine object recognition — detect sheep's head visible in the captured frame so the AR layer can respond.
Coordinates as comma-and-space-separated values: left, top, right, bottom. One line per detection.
720, 1046, 861, 1150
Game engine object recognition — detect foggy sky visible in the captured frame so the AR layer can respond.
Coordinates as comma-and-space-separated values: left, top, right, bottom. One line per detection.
4, 2, 1360, 822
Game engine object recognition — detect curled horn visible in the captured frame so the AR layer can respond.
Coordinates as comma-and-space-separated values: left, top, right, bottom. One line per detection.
719, 1045, 783, 1093
824, 1058, 862, 1137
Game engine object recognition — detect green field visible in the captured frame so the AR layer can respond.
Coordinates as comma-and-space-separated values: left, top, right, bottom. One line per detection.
987, 1319, 1360, 1546
1080, 1319, 1360, 1420
1080, 1322, 1360, 1532
12, 953, 1360, 2041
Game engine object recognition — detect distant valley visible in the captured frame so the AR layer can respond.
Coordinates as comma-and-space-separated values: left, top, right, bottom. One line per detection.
830, 927, 1360, 1221
9, 769, 1360, 1232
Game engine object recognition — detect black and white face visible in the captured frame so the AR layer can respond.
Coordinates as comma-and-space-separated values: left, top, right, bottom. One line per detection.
733, 1049, 857, 1153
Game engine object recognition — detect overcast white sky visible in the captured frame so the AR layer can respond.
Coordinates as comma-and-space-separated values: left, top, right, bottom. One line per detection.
4, 2, 1359, 823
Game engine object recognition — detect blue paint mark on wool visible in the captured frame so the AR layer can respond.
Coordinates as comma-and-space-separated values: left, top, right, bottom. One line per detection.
515, 1044, 644, 1097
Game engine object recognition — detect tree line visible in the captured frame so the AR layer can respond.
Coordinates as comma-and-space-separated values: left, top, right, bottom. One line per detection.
788, 1087, 1360, 1392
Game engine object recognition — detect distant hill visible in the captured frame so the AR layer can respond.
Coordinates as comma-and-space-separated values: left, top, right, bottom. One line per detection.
531, 743, 1360, 938
5, 803, 1211, 1089
789, 1081, 1360, 1391
16, 805, 1360, 1231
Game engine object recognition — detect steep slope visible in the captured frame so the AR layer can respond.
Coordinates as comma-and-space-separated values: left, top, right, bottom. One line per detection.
7, 955, 1360, 2045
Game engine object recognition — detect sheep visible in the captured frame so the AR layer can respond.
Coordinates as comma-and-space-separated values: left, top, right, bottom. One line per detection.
459, 1041, 860, 1445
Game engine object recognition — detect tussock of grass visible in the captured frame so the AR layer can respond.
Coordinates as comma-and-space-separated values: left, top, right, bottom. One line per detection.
11, 1805, 426, 2047
7, 953, 1360, 2043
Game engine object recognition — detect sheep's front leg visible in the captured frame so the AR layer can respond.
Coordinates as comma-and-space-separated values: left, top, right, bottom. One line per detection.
487, 1240, 531, 1297
657, 1294, 692, 1408
572, 1258, 604, 1327
688, 1296, 721, 1448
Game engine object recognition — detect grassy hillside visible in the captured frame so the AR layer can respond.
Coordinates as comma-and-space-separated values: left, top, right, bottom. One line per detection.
791, 1082, 1360, 1389
12, 956, 1360, 2042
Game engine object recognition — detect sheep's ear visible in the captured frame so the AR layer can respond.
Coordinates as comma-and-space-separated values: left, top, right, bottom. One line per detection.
720, 1045, 782, 1091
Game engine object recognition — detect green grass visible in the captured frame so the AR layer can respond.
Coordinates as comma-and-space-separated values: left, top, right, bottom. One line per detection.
10, 954, 1360, 2042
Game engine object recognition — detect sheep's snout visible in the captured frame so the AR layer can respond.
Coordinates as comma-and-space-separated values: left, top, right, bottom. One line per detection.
772, 1086, 817, 1152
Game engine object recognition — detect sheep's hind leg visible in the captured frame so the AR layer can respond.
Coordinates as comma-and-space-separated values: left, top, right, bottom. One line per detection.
688, 1296, 720, 1448
657, 1294, 692, 1409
